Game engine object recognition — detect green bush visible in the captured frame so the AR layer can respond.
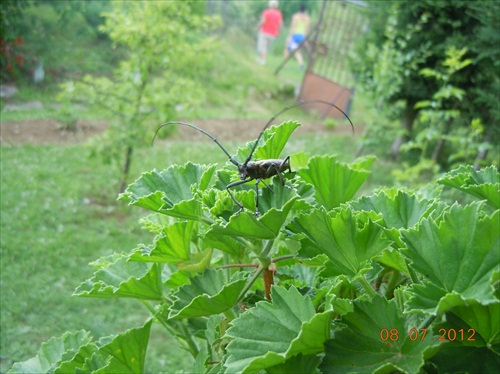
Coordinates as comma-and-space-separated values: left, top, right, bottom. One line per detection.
9, 121, 499, 373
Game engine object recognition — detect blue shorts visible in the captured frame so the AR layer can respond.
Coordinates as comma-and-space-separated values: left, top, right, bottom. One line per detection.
288, 34, 305, 51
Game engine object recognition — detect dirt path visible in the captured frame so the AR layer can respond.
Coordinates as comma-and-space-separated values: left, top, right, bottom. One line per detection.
0, 119, 107, 146
1, 117, 357, 146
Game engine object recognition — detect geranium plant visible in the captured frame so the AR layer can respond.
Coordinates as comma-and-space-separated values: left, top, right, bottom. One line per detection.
10, 121, 499, 373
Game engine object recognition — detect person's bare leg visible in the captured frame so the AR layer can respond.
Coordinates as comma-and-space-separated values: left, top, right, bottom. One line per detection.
296, 50, 304, 67
260, 37, 269, 64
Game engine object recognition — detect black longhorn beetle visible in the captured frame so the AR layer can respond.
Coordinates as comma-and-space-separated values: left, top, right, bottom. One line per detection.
152, 99, 354, 215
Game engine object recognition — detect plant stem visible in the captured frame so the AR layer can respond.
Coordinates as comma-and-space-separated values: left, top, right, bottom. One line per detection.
263, 266, 274, 300
386, 271, 402, 298
260, 240, 274, 259
223, 253, 231, 283
272, 254, 296, 263
215, 263, 258, 269
358, 275, 377, 298
179, 322, 200, 357
223, 308, 237, 321
120, 145, 133, 193
141, 300, 199, 358
214, 255, 295, 269
237, 263, 265, 303
418, 315, 437, 330
405, 258, 420, 284
141, 300, 168, 328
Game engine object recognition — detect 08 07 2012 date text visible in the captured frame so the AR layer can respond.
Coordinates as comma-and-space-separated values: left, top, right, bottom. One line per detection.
380, 328, 476, 342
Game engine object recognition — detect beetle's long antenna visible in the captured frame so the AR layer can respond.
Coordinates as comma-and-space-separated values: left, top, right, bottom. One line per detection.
244, 99, 355, 165
152, 121, 240, 167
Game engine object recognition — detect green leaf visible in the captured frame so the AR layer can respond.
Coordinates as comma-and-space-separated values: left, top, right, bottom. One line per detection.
163, 267, 192, 289
350, 189, 444, 231
437, 165, 500, 208
193, 344, 209, 374
9, 322, 152, 374
177, 247, 212, 273
169, 269, 247, 319
138, 213, 172, 234
439, 301, 500, 352
290, 207, 391, 278
350, 190, 445, 272
428, 346, 500, 374
79, 320, 152, 373
9, 331, 93, 374
321, 276, 357, 315
234, 121, 301, 162
265, 353, 322, 374
91, 320, 152, 373
205, 314, 225, 348
290, 151, 310, 170
257, 176, 303, 213
297, 155, 373, 210
204, 231, 245, 258
225, 286, 333, 374
402, 203, 499, 315
203, 188, 238, 218
350, 155, 377, 171
119, 162, 216, 220
74, 255, 163, 300
255, 121, 301, 160
54, 343, 100, 374
320, 295, 440, 374
160, 198, 207, 221
207, 196, 297, 240
129, 220, 195, 263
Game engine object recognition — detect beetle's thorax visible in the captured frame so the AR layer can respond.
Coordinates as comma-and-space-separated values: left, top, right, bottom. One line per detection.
238, 159, 289, 180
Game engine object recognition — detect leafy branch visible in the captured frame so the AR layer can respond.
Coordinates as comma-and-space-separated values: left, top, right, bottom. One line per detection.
57, 1, 219, 192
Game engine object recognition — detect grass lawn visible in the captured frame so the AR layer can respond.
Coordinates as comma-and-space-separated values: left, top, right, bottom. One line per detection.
0, 143, 229, 372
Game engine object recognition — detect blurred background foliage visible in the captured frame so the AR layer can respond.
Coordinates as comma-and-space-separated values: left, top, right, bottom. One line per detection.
352, 0, 499, 182
1, 0, 497, 180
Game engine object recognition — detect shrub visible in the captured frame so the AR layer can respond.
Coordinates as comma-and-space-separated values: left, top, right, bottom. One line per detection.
9, 121, 499, 373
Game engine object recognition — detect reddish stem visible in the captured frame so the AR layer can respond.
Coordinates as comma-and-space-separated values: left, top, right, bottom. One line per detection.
262, 264, 277, 300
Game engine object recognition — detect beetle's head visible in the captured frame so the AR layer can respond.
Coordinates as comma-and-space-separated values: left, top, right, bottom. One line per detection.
238, 163, 250, 180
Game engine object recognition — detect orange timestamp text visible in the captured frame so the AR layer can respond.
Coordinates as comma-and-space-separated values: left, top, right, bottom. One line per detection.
380, 328, 476, 342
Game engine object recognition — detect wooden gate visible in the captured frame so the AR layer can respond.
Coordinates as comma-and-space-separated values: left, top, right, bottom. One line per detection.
299, 0, 367, 119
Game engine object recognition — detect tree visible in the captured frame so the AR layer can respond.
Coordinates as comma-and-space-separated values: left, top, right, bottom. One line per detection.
0, 0, 26, 40
353, 0, 499, 170
0, 0, 28, 80
59, 1, 219, 191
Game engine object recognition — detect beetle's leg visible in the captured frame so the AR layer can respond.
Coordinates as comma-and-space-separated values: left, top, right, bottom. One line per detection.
282, 155, 292, 173
280, 156, 294, 189
260, 179, 274, 194
227, 178, 252, 214
266, 156, 293, 189
264, 162, 285, 186
254, 179, 261, 216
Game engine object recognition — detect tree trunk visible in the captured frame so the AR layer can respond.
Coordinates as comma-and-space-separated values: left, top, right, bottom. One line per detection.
474, 134, 491, 170
431, 120, 452, 164
390, 104, 418, 159
119, 145, 134, 193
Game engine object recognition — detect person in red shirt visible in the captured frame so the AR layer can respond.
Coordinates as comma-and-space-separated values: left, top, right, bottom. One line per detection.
257, 0, 283, 65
